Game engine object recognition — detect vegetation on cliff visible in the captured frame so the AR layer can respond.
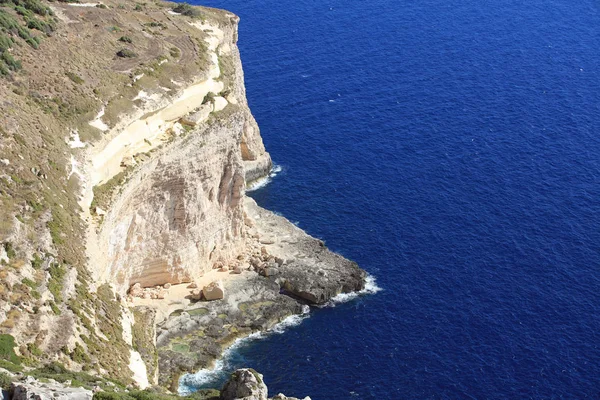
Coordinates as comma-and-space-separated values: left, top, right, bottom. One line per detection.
0, 0, 238, 386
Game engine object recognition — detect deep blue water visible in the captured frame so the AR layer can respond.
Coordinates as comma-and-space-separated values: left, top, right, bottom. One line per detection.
182, 0, 600, 398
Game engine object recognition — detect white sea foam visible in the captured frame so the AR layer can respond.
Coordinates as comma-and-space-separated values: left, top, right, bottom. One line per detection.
246, 164, 282, 192
322, 274, 382, 307
178, 304, 310, 395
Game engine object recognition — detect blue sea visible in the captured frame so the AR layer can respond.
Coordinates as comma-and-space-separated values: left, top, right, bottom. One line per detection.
180, 0, 600, 398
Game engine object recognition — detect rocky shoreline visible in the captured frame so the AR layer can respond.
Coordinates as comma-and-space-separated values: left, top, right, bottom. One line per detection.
1, 368, 308, 400
148, 197, 367, 389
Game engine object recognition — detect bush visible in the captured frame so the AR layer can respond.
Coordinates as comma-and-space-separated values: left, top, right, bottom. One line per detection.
118, 36, 132, 43
30, 362, 102, 388
0, 334, 21, 365
0, 371, 11, 390
169, 47, 180, 58
66, 71, 84, 84
172, 3, 201, 17
116, 49, 136, 58
0, 359, 22, 373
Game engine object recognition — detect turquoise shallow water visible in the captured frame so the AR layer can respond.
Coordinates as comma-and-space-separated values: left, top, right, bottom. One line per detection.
181, 0, 600, 398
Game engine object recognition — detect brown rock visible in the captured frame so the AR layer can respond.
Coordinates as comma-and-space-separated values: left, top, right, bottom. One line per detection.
202, 281, 224, 301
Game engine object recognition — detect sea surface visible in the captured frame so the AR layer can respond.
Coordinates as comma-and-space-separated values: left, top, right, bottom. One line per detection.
180, 0, 600, 398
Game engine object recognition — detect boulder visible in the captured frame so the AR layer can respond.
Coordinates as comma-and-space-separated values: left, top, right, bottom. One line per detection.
202, 281, 224, 301
11, 378, 93, 400
190, 289, 202, 301
221, 369, 267, 400
94, 207, 106, 216
129, 283, 143, 297
164, 283, 172, 289
156, 289, 168, 299
231, 267, 242, 275
188, 282, 198, 289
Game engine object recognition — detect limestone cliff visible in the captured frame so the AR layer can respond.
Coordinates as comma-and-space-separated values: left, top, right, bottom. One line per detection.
0, 0, 366, 392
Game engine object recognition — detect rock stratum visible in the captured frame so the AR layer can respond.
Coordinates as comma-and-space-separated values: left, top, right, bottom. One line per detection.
0, 0, 367, 397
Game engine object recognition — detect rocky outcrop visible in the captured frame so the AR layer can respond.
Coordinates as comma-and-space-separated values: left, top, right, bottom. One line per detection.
221, 369, 267, 400
158, 275, 303, 386
245, 198, 367, 303
220, 369, 311, 400
10, 378, 92, 400
158, 199, 367, 386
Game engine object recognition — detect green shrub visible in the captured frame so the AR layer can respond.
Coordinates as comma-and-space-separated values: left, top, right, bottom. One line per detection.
31, 253, 43, 269
71, 342, 90, 364
27, 343, 43, 357
66, 71, 84, 84
95, 3, 107, 8
30, 361, 108, 388
0, 334, 21, 365
0, 359, 22, 373
26, 17, 55, 35
48, 262, 66, 303
4, 243, 16, 259
49, 301, 61, 315
172, 3, 201, 17
0, 371, 11, 390
118, 36, 132, 43
169, 47, 180, 58
116, 49, 136, 58
21, 277, 37, 289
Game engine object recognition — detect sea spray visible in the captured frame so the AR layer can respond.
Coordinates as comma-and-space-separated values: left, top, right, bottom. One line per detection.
178, 304, 310, 394
320, 274, 383, 308
178, 275, 380, 394
246, 164, 282, 192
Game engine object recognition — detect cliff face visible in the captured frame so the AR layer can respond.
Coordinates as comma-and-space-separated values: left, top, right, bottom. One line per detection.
0, 0, 271, 383
81, 17, 267, 293
0, 0, 366, 391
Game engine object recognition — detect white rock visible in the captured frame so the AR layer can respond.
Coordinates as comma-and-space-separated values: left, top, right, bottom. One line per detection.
11, 379, 93, 400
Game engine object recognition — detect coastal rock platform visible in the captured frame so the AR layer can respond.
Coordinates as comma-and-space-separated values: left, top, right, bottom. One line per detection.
154, 198, 367, 387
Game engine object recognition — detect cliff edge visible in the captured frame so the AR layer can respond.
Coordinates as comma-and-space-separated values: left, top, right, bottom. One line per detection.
0, 0, 367, 395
